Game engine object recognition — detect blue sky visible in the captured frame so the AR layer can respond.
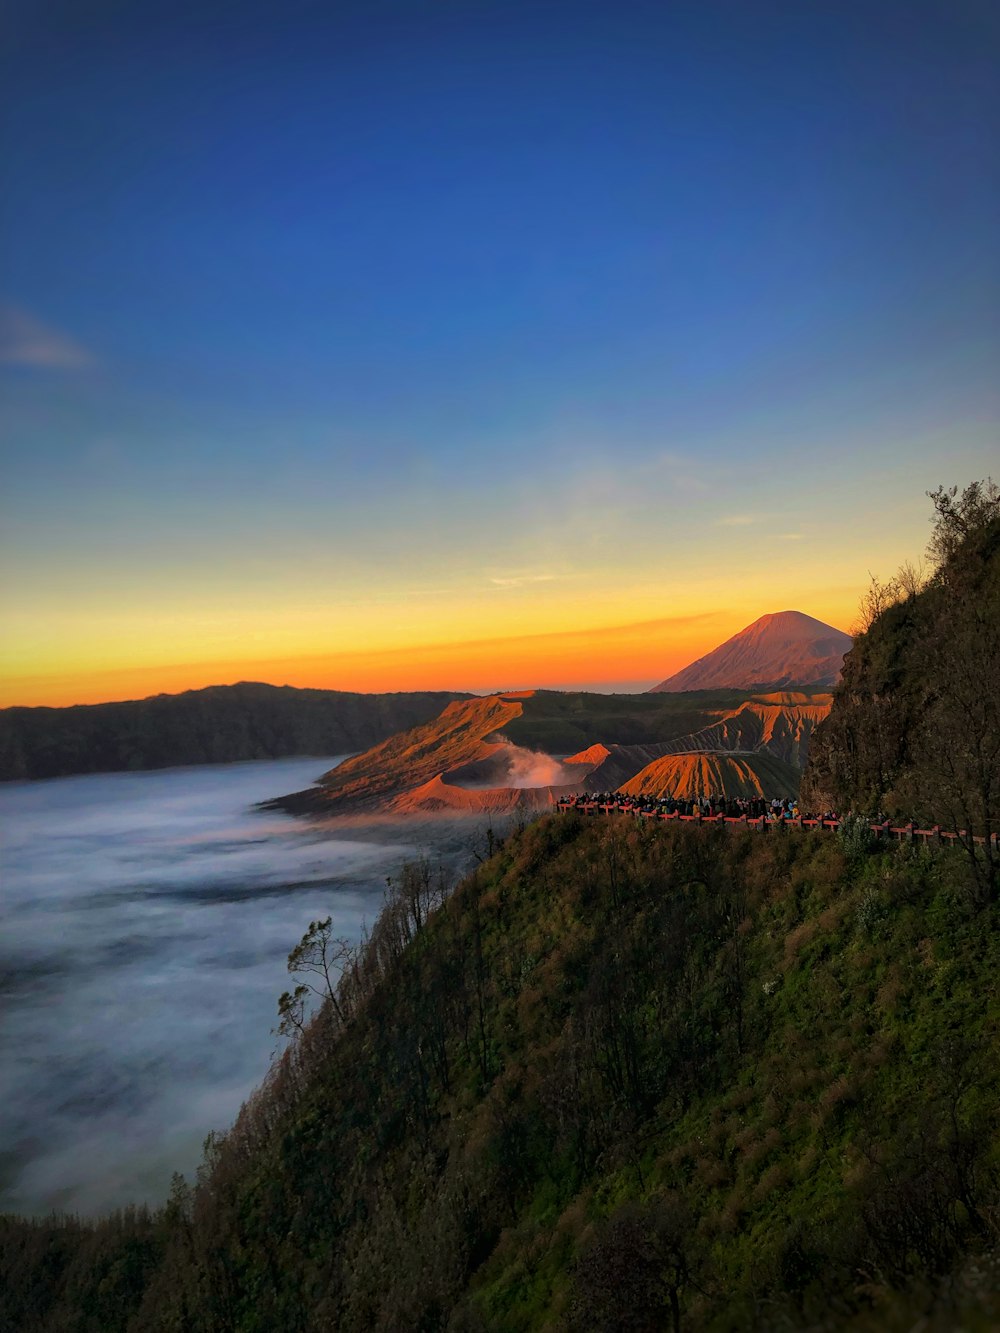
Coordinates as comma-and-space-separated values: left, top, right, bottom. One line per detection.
1, 0, 998, 703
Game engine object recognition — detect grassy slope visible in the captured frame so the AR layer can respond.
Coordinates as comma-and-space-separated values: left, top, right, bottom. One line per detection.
266, 694, 528, 811
8, 816, 999, 1331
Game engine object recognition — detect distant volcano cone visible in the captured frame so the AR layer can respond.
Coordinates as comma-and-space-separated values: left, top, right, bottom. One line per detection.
651, 610, 851, 693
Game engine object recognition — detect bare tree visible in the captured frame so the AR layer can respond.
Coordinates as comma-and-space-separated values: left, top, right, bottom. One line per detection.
897, 559, 927, 599
926, 479, 999, 567
851, 572, 903, 636
385, 857, 445, 936
276, 917, 354, 1038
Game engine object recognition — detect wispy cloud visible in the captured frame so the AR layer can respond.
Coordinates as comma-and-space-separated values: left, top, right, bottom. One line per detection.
489, 572, 559, 590
715, 516, 804, 540
716, 514, 762, 527
0, 304, 93, 369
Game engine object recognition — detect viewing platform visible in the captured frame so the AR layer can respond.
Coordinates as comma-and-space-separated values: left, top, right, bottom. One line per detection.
554, 798, 997, 849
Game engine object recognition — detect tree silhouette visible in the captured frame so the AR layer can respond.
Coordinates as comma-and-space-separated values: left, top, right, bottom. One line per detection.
276, 916, 353, 1037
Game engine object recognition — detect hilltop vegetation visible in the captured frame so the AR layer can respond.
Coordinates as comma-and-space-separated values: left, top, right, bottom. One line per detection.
0, 683, 470, 782
4, 816, 999, 1331
804, 480, 1000, 900
498, 691, 779, 754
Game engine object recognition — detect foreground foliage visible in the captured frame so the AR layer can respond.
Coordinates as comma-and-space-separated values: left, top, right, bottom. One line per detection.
4, 816, 1000, 1331
803, 481, 999, 900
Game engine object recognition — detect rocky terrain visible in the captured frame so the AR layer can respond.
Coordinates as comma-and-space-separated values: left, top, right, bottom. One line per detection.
618, 750, 801, 800
266, 685, 833, 815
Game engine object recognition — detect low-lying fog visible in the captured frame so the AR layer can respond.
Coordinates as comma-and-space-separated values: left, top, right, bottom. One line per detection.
0, 757, 482, 1218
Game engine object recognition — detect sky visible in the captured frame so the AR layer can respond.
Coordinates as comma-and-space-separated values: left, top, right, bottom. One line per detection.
1, 0, 998, 707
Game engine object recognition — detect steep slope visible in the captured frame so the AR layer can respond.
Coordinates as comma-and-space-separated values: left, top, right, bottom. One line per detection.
9, 485, 998, 1332
9, 817, 1000, 1331
651, 611, 851, 692
564, 694, 831, 791
618, 750, 801, 800
663, 695, 831, 768
0, 683, 471, 781
802, 488, 999, 903
265, 693, 530, 813
567, 741, 678, 791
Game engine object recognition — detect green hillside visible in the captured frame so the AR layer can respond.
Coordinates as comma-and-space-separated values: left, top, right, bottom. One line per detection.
5, 815, 999, 1331
804, 480, 999, 903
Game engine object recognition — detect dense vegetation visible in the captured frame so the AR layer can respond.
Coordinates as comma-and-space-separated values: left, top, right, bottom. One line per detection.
0, 683, 469, 781
4, 815, 1000, 1331
804, 480, 1000, 901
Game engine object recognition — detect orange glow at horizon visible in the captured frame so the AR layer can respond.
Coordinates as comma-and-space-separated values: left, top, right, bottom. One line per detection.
1, 448, 942, 714
0, 603, 856, 708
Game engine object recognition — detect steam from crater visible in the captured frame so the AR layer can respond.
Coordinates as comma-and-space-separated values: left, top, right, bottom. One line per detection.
500, 743, 581, 789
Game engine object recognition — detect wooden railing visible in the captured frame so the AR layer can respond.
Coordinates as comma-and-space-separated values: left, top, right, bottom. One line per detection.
554, 799, 998, 849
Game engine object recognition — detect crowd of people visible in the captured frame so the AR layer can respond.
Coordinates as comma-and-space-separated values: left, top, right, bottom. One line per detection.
557, 792, 843, 823
554, 795, 948, 839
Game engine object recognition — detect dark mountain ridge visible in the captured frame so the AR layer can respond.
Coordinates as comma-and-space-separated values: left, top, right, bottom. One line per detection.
0, 682, 472, 781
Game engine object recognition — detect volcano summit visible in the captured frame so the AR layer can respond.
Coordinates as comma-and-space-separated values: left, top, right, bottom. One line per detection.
650, 610, 851, 693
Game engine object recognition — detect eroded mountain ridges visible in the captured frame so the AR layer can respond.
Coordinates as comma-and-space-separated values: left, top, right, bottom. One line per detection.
265, 689, 832, 814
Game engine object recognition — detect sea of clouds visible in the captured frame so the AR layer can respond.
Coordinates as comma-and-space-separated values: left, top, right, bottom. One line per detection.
0, 757, 478, 1217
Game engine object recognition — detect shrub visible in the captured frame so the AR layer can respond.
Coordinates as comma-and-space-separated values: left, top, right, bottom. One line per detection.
840, 813, 877, 862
